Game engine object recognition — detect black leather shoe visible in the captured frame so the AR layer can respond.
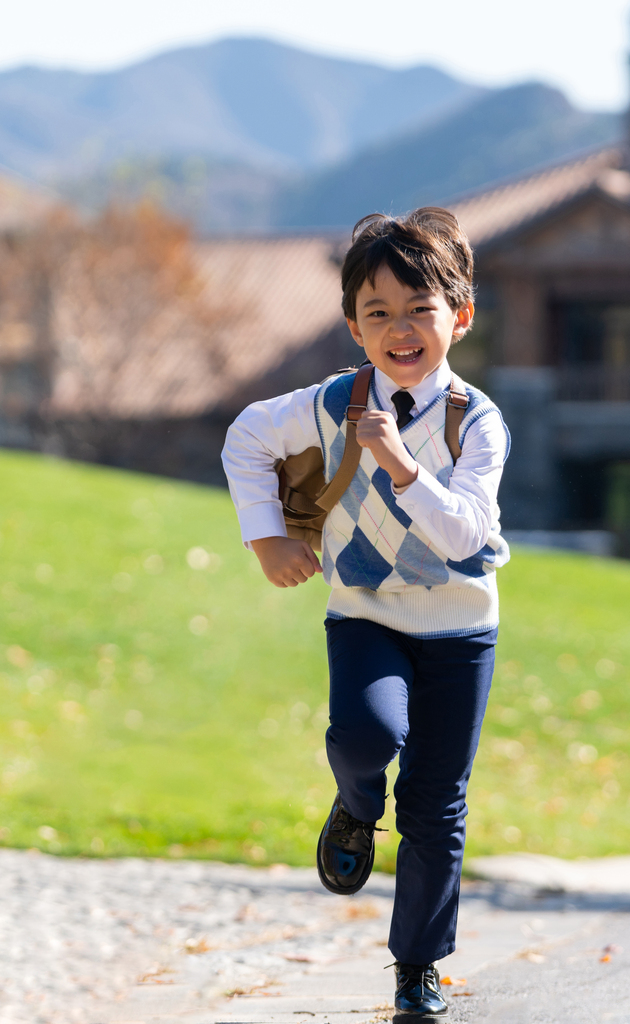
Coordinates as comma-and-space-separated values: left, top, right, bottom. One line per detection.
393, 962, 449, 1023
316, 792, 376, 895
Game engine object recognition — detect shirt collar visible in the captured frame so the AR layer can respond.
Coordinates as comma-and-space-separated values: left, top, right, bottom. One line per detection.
373, 360, 451, 415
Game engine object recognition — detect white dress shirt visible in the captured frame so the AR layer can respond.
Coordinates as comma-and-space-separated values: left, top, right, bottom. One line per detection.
221, 360, 508, 563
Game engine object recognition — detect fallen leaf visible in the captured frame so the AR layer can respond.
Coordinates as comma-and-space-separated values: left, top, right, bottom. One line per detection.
137, 964, 175, 984
517, 950, 545, 963
184, 937, 210, 954
600, 955, 612, 962
340, 900, 380, 920
440, 976, 466, 986
453, 992, 474, 997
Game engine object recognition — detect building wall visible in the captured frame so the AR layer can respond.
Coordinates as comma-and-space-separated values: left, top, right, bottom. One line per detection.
478, 192, 630, 536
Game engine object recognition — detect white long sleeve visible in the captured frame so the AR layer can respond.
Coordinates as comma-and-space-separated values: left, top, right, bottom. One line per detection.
221, 369, 507, 560
222, 385, 320, 545
392, 410, 506, 562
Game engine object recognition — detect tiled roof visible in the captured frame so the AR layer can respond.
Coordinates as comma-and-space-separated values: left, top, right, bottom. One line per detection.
195, 236, 344, 393
451, 147, 629, 246
48, 235, 345, 419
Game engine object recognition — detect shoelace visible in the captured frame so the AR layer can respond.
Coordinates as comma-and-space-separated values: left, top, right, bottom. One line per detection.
386, 961, 435, 998
403, 964, 429, 993
331, 806, 387, 843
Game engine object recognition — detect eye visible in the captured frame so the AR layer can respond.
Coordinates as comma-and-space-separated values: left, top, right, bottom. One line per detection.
411, 305, 432, 314
368, 309, 388, 317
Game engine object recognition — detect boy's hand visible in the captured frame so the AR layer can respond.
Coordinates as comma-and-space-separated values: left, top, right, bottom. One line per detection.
251, 536, 323, 588
356, 410, 419, 488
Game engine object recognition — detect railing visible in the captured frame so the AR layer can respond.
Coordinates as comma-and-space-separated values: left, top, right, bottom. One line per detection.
556, 365, 630, 402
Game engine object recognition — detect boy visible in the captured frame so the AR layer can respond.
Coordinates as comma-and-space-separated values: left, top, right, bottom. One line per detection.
222, 208, 510, 1022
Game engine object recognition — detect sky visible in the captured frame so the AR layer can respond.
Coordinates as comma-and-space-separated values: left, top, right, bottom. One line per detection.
0, 0, 629, 112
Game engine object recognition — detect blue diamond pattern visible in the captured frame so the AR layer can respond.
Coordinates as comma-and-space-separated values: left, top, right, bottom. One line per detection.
447, 543, 495, 578
394, 532, 449, 586
322, 540, 335, 583
328, 428, 346, 476
371, 467, 413, 528
323, 373, 355, 427
316, 372, 510, 598
336, 525, 393, 590
339, 463, 371, 522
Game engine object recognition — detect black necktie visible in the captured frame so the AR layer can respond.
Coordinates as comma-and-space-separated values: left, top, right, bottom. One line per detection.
391, 390, 415, 430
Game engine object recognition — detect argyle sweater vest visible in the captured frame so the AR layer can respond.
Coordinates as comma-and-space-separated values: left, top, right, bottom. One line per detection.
314, 371, 511, 638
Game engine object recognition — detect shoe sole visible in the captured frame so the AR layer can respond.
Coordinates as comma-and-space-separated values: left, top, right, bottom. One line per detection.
316, 827, 375, 896
393, 1014, 449, 1023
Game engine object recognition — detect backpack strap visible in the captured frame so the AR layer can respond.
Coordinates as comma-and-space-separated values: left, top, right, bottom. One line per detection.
444, 372, 469, 465
315, 362, 374, 513
313, 365, 466, 514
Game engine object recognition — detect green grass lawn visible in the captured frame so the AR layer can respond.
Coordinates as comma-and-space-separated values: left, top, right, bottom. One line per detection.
0, 449, 628, 869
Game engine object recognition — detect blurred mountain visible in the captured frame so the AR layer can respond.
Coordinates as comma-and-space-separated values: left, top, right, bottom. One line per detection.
57, 81, 621, 235
275, 83, 621, 228
0, 37, 481, 180
0, 39, 620, 234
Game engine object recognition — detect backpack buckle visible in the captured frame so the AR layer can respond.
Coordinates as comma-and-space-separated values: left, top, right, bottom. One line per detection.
346, 403, 367, 422
447, 391, 469, 409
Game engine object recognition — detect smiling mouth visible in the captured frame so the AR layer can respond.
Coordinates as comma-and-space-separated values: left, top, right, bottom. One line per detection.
388, 347, 424, 364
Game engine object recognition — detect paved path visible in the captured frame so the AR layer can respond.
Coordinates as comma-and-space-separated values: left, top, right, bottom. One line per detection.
0, 850, 629, 1023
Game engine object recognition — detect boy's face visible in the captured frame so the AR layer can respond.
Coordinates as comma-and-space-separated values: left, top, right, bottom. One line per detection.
346, 264, 473, 389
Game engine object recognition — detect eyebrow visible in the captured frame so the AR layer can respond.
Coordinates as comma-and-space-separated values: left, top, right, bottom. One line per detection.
362, 292, 434, 309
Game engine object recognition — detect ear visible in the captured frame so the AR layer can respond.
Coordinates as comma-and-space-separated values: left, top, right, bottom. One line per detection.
452, 301, 474, 340
346, 317, 365, 348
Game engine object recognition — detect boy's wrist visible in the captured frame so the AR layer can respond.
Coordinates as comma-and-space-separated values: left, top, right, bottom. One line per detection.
391, 460, 419, 491
251, 535, 287, 553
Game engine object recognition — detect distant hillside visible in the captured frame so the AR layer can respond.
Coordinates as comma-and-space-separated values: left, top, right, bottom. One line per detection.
0, 37, 480, 180
59, 82, 621, 235
275, 83, 621, 228
0, 39, 620, 234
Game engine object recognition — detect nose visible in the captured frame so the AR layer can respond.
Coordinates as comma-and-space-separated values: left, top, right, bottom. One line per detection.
388, 317, 413, 339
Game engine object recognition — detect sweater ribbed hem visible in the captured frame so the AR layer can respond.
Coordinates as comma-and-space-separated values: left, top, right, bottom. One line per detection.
326, 578, 499, 638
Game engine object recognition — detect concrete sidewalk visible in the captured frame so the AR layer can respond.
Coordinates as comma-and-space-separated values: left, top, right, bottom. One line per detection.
98, 861, 630, 1024
2, 844, 629, 1021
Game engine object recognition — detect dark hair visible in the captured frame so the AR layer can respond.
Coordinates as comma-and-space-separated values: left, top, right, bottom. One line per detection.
341, 207, 474, 321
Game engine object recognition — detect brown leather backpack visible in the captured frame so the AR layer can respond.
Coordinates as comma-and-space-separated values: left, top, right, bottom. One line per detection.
276, 364, 469, 551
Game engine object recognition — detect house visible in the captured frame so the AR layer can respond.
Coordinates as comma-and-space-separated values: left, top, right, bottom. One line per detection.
448, 145, 630, 546
0, 219, 355, 484
3, 148, 630, 550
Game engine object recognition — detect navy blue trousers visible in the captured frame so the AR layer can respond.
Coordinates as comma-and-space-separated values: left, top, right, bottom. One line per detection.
325, 616, 496, 965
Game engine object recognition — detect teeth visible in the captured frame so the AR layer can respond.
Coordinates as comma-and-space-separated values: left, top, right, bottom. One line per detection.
390, 348, 421, 357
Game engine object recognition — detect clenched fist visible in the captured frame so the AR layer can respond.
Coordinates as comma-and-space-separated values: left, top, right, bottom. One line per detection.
251, 536, 323, 588
355, 410, 419, 488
